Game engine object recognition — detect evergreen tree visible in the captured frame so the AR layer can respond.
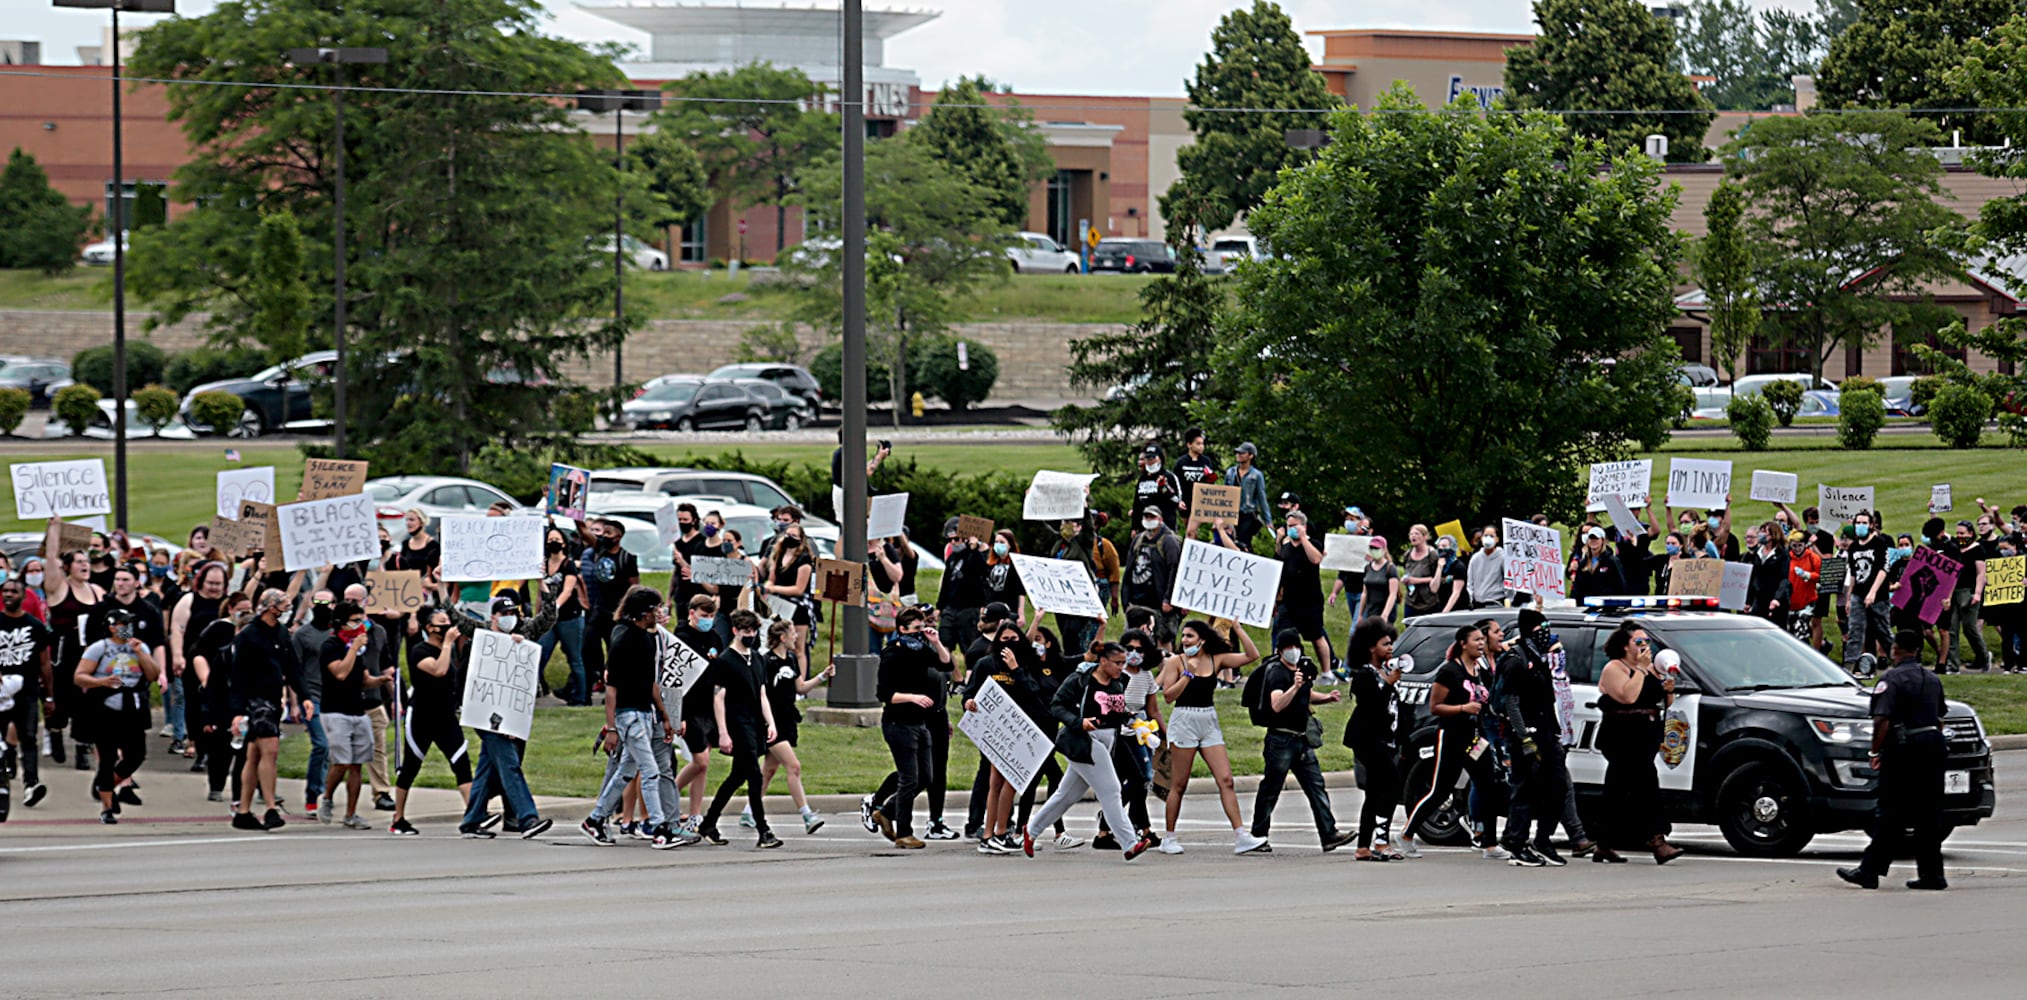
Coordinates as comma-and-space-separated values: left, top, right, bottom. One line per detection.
0, 148, 93, 274
1506, 0, 1717, 161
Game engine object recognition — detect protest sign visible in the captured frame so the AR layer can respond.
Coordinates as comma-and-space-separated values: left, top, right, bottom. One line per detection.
460, 629, 539, 741
1986, 555, 2024, 607
37, 521, 93, 559
1929, 484, 1953, 514
11, 459, 110, 519
956, 515, 996, 544
957, 676, 1051, 791
1321, 534, 1373, 572
655, 500, 680, 546
363, 569, 426, 615
1587, 460, 1652, 511
657, 629, 712, 700
439, 514, 544, 582
867, 492, 909, 540
205, 514, 246, 558
1010, 554, 1107, 620
1500, 518, 1565, 599
814, 558, 865, 606
1817, 485, 1873, 529
277, 493, 379, 572
1719, 562, 1752, 611
1816, 556, 1848, 595
1169, 538, 1281, 628
298, 458, 367, 501
216, 466, 275, 519
547, 463, 589, 520
691, 555, 753, 588
1891, 547, 1962, 625
1667, 558, 1723, 598
1023, 470, 1096, 521
1749, 470, 1798, 505
1186, 483, 1241, 535
1434, 520, 1472, 554
1666, 458, 1732, 510
238, 500, 284, 557
1600, 495, 1642, 535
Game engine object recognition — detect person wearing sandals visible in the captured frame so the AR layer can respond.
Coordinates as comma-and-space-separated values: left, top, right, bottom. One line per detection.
1595, 621, 1683, 865
1344, 617, 1407, 861
1248, 629, 1357, 853
1155, 620, 1269, 856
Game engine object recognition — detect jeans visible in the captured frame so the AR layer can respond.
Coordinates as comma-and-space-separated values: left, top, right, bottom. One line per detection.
162, 678, 185, 741
702, 721, 766, 834
1844, 597, 1893, 668
878, 721, 933, 838
7, 694, 40, 788
462, 729, 539, 831
303, 697, 328, 805
1251, 730, 1339, 841
538, 617, 587, 705
1945, 590, 1989, 670
1501, 739, 1570, 852
591, 709, 666, 828
596, 719, 680, 822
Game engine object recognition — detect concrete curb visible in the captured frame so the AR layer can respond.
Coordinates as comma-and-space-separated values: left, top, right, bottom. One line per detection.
1989, 734, 2027, 752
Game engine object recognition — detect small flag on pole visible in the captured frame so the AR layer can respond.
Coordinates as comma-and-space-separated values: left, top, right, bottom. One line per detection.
224, 449, 241, 462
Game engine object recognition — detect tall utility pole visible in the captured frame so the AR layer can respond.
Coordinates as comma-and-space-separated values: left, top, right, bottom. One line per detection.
285, 46, 387, 460
831, 0, 876, 704
54, 0, 176, 529
576, 89, 662, 393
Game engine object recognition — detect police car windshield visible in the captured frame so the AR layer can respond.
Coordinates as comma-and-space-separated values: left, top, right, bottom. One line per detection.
1660, 626, 1856, 692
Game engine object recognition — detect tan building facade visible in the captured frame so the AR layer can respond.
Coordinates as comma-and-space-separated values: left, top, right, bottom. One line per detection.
1310, 28, 1530, 111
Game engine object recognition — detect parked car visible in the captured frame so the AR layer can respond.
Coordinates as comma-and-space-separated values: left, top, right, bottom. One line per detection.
1688, 386, 1732, 420
1089, 238, 1176, 274
727, 378, 815, 430
587, 495, 946, 572
1392, 602, 1994, 856
1006, 231, 1082, 274
1731, 373, 1836, 397
0, 531, 185, 566
1873, 375, 1923, 416
79, 233, 127, 266
1206, 235, 1266, 273
619, 378, 769, 432
178, 350, 337, 437
598, 234, 668, 271
586, 467, 804, 514
1797, 389, 1841, 417
1676, 364, 1721, 388
42, 398, 198, 439
366, 475, 525, 544
704, 363, 823, 411
0, 357, 74, 407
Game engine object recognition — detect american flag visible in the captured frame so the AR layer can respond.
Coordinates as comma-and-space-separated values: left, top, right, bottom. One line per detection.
224, 449, 241, 462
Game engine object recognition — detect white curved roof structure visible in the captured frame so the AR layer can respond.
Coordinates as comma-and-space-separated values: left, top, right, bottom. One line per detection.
578, 2, 937, 70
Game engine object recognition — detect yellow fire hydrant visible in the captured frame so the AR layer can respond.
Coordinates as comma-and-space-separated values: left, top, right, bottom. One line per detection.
910, 391, 926, 418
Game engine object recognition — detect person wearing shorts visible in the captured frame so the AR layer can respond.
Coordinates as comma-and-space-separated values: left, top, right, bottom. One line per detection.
229, 589, 297, 832
318, 601, 387, 831
1154, 620, 1269, 856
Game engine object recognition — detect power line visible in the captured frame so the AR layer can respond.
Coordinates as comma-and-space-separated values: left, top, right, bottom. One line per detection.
2, 66, 2022, 118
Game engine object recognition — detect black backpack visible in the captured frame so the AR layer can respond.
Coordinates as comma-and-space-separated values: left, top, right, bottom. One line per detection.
1242, 665, 1274, 726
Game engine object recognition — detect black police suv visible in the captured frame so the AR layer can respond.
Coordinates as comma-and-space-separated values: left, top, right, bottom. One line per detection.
1386, 601, 1996, 856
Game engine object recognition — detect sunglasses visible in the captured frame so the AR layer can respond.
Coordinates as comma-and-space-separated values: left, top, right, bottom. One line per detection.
1632, 638, 1651, 647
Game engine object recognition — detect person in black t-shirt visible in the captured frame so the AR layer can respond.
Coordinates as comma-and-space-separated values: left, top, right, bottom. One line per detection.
1398, 625, 1501, 859
228, 589, 297, 831
1943, 519, 1991, 673
1174, 427, 1220, 519
319, 601, 387, 830
747, 619, 832, 834
869, 606, 949, 848
1271, 511, 1333, 671
387, 608, 475, 836
1844, 511, 1893, 672
1249, 630, 1354, 852
1343, 617, 1406, 860
1134, 443, 1185, 529
0, 578, 53, 810
580, 587, 685, 848
696, 610, 781, 847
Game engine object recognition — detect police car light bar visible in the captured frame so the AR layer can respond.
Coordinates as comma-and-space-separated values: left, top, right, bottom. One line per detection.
1582, 596, 1721, 611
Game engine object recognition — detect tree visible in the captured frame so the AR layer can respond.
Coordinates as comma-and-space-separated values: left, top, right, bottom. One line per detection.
1696, 179, 1759, 382
1201, 84, 1685, 528
1506, 0, 1717, 162
248, 211, 311, 364
625, 126, 709, 262
1163, 0, 1338, 234
1676, 0, 1826, 110
910, 76, 1053, 230
127, 0, 633, 475
1816, 0, 2019, 144
1722, 111, 1964, 382
0, 147, 93, 274
653, 63, 840, 254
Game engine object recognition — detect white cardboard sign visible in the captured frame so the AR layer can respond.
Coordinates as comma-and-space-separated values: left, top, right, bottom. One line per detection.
1168, 538, 1280, 628
1601, 495, 1643, 535
655, 500, 680, 547
216, 466, 276, 519
1749, 470, 1798, 505
1501, 518, 1565, 599
1321, 534, 1373, 572
1929, 484, 1953, 514
1023, 470, 1097, 521
460, 628, 539, 741
690, 555, 753, 588
1586, 460, 1651, 512
1010, 553, 1107, 620
276, 493, 380, 572
1817, 485, 1874, 530
1718, 562, 1753, 611
439, 514, 545, 582
1666, 458, 1733, 510
957, 676, 1051, 791
867, 492, 909, 541
11, 459, 111, 520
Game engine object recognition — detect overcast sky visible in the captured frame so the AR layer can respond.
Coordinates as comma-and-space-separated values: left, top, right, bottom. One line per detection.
14, 0, 1820, 97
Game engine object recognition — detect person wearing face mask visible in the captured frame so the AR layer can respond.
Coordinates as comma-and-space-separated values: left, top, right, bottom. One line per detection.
1844, 510, 1893, 675
1988, 536, 2024, 673
1245, 630, 1355, 854
1221, 442, 1269, 548
41, 517, 108, 774
16, 558, 49, 622
190, 591, 248, 804
1942, 519, 1991, 674
743, 619, 832, 835
1786, 530, 1823, 642
339, 583, 398, 813
868, 606, 950, 849
1343, 617, 1406, 861
0, 578, 53, 811
1464, 525, 1512, 611
291, 590, 335, 821
962, 616, 1047, 853
667, 503, 712, 617
672, 595, 725, 831
386, 608, 477, 836
1743, 522, 1791, 623
226, 589, 297, 831
451, 586, 559, 840
980, 530, 1027, 629
316, 602, 389, 831
1270, 511, 1334, 672
1174, 427, 1220, 507
1155, 620, 1267, 855
1048, 511, 1106, 651
577, 587, 688, 848
535, 527, 588, 705
760, 519, 815, 659
1020, 641, 1157, 861
170, 561, 230, 766
961, 602, 1023, 840
1886, 533, 1927, 641
1014, 625, 1079, 849
75, 607, 160, 824
579, 518, 640, 702
1133, 443, 1184, 530
1397, 625, 1502, 860
1435, 535, 1471, 612
691, 609, 781, 848
1125, 506, 1183, 640
1495, 612, 1568, 867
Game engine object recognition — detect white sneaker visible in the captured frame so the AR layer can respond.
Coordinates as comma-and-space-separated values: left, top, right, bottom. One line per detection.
1397, 837, 1422, 859
1053, 832, 1084, 851
1482, 845, 1511, 861
1234, 831, 1270, 855
1158, 833, 1184, 855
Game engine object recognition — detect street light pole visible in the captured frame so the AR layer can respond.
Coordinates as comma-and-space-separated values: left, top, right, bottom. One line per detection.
836, 0, 872, 679
285, 46, 387, 460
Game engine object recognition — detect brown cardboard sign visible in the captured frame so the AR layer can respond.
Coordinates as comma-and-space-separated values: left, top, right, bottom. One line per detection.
815, 557, 865, 607
1667, 558, 1723, 597
238, 500, 284, 557
956, 515, 995, 544
299, 458, 368, 501
1185, 482, 1241, 537
38, 521, 94, 559
364, 569, 426, 615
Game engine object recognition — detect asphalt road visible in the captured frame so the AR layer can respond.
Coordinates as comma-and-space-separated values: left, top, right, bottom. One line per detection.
5, 753, 2026, 998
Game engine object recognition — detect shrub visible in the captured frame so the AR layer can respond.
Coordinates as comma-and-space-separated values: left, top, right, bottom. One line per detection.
736, 322, 805, 364
70, 342, 167, 397
0, 387, 29, 436
911, 336, 999, 411
1930, 383, 1991, 449
810, 341, 897, 404
133, 383, 179, 433
1839, 375, 1880, 397
164, 345, 266, 395
551, 386, 599, 435
1727, 392, 1774, 451
1837, 388, 1885, 450
51, 383, 100, 436
1761, 378, 1804, 427
188, 390, 245, 434
1910, 375, 1944, 412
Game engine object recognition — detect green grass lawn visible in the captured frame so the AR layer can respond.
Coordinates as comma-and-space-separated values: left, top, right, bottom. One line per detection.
1, 444, 310, 540
0, 268, 112, 310
1642, 442, 2027, 530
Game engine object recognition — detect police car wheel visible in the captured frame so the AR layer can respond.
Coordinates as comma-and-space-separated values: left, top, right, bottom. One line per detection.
1401, 756, 1471, 847
1715, 760, 1814, 857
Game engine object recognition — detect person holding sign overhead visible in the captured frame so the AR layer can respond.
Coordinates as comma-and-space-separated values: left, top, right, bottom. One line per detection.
1155, 620, 1269, 856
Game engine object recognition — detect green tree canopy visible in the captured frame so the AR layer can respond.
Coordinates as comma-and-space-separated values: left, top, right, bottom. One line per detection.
128, 0, 634, 473
1695, 179, 1758, 382
1164, 0, 1338, 233
1939, 16, 2027, 444
0, 148, 93, 274
626, 125, 709, 248
1721, 111, 1965, 382
652, 62, 840, 253
1676, 0, 1828, 110
1202, 84, 1687, 529
1506, 0, 1717, 161
1816, 0, 2022, 144
910, 76, 1053, 230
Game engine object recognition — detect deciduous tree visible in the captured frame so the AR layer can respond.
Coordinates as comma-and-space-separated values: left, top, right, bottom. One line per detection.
1506, 0, 1716, 161
652, 62, 840, 254
910, 76, 1052, 230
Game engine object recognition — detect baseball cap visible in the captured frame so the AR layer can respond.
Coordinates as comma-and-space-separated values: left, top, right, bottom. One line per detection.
1273, 628, 1302, 651
1277, 491, 1302, 506
1142, 444, 1163, 459
1370, 536, 1388, 550
1141, 505, 1164, 520
980, 601, 1013, 625
1236, 441, 1258, 456
942, 516, 960, 538
1344, 505, 1364, 518
490, 594, 523, 615
1584, 527, 1605, 541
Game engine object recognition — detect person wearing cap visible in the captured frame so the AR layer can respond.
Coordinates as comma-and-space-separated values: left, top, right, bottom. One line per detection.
1838, 628, 1949, 890
75, 605, 160, 825
1223, 442, 1269, 548
1270, 510, 1334, 670
1494, 611, 1568, 867
1125, 506, 1183, 641
449, 581, 558, 839
1785, 529, 1823, 639
1567, 526, 1627, 604
1135, 443, 1185, 530
227, 589, 298, 831
1247, 629, 1355, 853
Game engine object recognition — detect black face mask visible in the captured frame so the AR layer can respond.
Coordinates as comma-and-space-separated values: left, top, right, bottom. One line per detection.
545, 541, 564, 555
310, 605, 333, 630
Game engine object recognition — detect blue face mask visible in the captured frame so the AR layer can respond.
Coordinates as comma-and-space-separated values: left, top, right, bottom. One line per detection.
896, 633, 924, 649
1287, 525, 1303, 541
1853, 524, 1869, 538
1665, 543, 1681, 556
1888, 547, 1912, 564
992, 542, 1009, 557
695, 616, 716, 631
1919, 535, 1931, 547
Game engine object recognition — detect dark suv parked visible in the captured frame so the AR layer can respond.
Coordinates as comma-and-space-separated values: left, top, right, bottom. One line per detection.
1090, 239, 1177, 274
1388, 603, 1995, 856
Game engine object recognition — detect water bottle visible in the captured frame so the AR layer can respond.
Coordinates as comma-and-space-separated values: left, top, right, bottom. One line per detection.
230, 719, 247, 751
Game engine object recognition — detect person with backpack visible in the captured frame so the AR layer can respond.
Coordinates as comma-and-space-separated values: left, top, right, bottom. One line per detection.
1343, 617, 1406, 861
1245, 630, 1356, 853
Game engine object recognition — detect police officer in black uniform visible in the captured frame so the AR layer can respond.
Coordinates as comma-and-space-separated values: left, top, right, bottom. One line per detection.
1838, 629, 1950, 891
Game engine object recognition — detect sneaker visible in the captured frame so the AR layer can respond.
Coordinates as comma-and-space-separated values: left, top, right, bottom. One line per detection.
231, 811, 263, 831
977, 837, 1008, 855
159, 724, 174, 738
99, 808, 117, 825
169, 738, 186, 754
24, 783, 46, 808
858, 795, 877, 833
1021, 830, 1036, 857
1396, 837, 1422, 859
803, 812, 826, 835
697, 826, 728, 846
263, 809, 287, 830
479, 812, 505, 832
390, 818, 419, 836
1534, 844, 1568, 867
1836, 866, 1878, 889
739, 812, 756, 829
1158, 834, 1185, 855
1124, 833, 1157, 861
320, 797, 333, 823
925, 821, 959, 841
647, 824, 682, 850
75, 747, 93, 771
304, 804, 320, 824
342, 814, 371, 831
963, 824, 982, 841
519, 817, 553, 839
374, 793, 396, 812
206, 789, 223, 803
1506, 845, 1546, 867
1570, 839, 1597, 858
894, 836, 926, 849
461, 827, 497, 839
1322, 829, 1358, 853
116, 785, 143, 807
1235, 831, 1270, 855
1053, 832, 1084, 851
618, 821, 640, 840
1482, 845, 1512, 861
995, 833, 1021, 853
1090, 832, 1120, 852
579, 817, 616, 846
756, 830, 783, 849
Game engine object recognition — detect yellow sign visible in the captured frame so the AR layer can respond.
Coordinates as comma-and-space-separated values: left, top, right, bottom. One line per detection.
1434, 520, 1471, 554
1086, 227, 1101, 249
1988, 555, 2024, 607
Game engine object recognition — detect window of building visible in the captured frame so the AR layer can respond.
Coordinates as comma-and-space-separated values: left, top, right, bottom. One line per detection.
1668, 326, 1702, 363
1045, 170, 1073, 248
678, 216, 707, 264
103, 180, 167, 232
1890, 316, 1966, 376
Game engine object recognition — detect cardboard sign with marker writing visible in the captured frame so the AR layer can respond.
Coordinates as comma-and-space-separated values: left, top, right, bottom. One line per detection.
238, 500, 284, 557
37, 521, 93, 559
814, 558, 865, 606
205, 514, 242, 558
1186, 483, 1240, 534
956, 515, 996, 544
364, 569, 427, 615
1667, 558, 1724, 597
299, 458, 368, 500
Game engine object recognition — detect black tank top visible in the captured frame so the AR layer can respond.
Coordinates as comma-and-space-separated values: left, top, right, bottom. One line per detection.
1602, 668, 1665, 715
1178, 671, 1217, 708
182, 594, 222, 662
49, 586, 99, 659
